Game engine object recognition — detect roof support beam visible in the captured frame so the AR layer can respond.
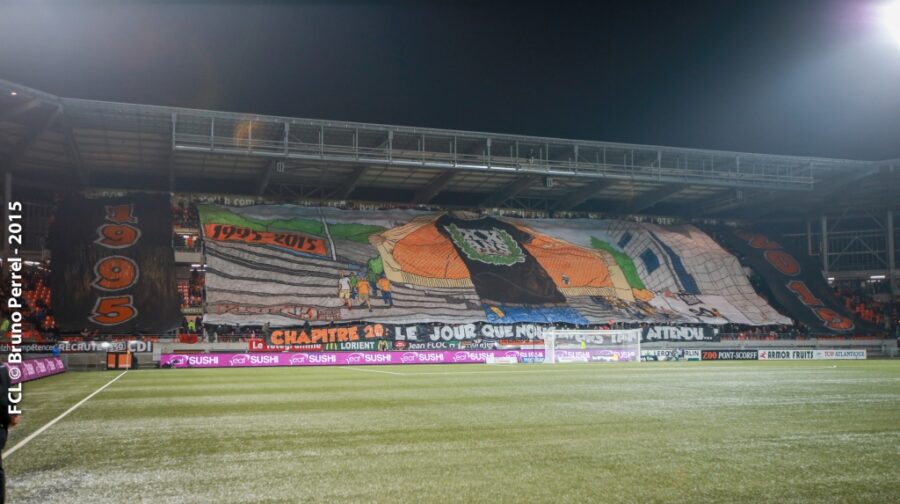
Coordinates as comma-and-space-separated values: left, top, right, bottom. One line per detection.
480, 175, 538, 208
331, 166, 366, 200
278, 184, 299, 198
552, 178, 615, 212
5, 172, 75, 193
816, 167, 880, 198
2, 106, 60, 171
727, 192, 801, 220
169, 112, 177, 192
683, 189, 757, 217
612, 185, 683, 214
257, 159, 279, 196
714, 177, 866, 220
412, 170, 455, 204
57, 104, 89, 189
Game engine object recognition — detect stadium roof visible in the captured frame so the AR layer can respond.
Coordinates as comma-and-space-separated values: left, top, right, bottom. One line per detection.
1, 78, 896, 220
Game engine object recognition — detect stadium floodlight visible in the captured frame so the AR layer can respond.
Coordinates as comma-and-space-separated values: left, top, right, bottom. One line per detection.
879, 0, 900, 47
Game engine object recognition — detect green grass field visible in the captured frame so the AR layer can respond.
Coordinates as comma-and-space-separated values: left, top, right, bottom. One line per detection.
7, 361, 900, 503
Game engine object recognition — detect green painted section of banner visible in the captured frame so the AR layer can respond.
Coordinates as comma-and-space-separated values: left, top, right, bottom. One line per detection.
198, 204, 323, 235
197, 205, 385, 244
330, 223, 387, 244
367, 256, 384, 282
590, 237, 645, 290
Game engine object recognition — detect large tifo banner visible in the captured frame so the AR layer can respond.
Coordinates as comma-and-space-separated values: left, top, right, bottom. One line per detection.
715, 228, 864, 334
200, 204, 789, 328
7, 358, 66, 385
50, 195, 182, 333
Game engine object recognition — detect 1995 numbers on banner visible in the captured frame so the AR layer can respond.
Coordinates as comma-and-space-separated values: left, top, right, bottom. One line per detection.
90, 204, 140, 325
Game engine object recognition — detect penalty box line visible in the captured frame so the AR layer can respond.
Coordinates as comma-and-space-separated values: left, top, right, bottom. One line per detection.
3, 370, 129, 459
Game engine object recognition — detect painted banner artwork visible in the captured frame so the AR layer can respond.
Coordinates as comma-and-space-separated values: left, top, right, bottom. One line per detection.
200, 204, 789, 327
50, 195, 182, 333
716, 229, 863, 333
7, 357, 66, 385
204, 224, 328, 256
160, 349, 639, 368
521, 219, 790, 326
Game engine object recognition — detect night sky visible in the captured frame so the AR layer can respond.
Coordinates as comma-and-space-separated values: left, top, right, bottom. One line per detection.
1, 0, 899, 160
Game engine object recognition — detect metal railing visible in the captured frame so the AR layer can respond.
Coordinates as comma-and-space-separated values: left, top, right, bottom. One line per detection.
167, 111, 844, 191
1, 77, 885, 194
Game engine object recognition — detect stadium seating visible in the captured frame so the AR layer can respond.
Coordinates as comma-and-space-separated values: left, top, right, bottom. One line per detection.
2, 268, 58, 341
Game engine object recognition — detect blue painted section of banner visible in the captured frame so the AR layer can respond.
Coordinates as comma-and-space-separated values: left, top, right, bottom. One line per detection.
640, 248, 661, 274
483, 305, 589, 325
649, 232, 700, 295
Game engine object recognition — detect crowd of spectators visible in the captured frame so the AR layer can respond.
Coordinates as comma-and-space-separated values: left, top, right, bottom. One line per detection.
833, 286, 898, 330
173, 232, 202, 251
0, 266, 59, 341
178, 270, 205, 309
172, 199, 200, 228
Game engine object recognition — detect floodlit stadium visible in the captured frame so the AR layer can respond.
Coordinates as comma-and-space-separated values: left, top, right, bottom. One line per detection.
1, 2, 900, 503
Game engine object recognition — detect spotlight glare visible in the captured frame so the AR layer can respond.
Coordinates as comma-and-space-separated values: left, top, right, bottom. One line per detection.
9, 91, 16, 96
880, 0, 900, 47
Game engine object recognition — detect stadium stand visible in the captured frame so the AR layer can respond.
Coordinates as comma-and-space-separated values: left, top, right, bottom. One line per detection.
172, 199, 200, 228
1, 265, 57, 342
177, 273, 204, 310
835, 287, 898, 329
0, 78, 896, 348
0, 192, 893, 349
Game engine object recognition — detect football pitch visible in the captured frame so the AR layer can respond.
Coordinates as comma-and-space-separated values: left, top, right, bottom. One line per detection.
6, 361, 900, 503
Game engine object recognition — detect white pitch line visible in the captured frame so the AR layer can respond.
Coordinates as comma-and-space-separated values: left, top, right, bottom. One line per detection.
3, 370, 128, 458
339, 366, 407, 376
399, 367, 595, 376
343, 363, 850, 377
386, 364, 849, 376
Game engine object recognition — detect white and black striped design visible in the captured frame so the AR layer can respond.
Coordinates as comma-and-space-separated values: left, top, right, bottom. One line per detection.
203, 241, 485, 326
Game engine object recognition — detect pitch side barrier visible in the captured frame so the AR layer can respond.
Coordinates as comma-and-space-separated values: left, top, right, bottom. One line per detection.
159, 348, 640, 368
157, 345, 879, 369
700, 349, 867, 360
5, 357, 66, 384
642, 348, 872, 361
642, 337, 895, 358
158, 347, 870, 368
